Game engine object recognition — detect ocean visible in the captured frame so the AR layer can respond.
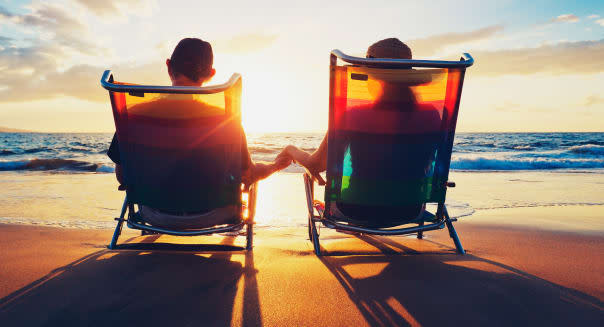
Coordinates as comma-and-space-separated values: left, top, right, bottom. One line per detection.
1, 132, 603, 230
1, 132, 604, 173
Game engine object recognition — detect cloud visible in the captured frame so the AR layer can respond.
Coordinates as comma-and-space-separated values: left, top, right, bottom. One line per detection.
596, 19, 604, 27
73, 0, 155, 16
0, 35, 12, 46
0, 5, 14, 18
0, 2, 102, 55
408, 25, 504, 57
73, 0, 121, 15
471, 39, 604, 76
584, 95, 604, 107
551, 14, 579, 23
0, 1, 163, 104
587, 15, 600, 20
0, 53, 165, 103
0, 45, 61, 78
216, 33, 279, 53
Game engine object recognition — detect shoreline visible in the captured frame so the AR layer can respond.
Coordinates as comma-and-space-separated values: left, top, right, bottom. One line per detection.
2, 170, 604, 233
1, 203, 604, 236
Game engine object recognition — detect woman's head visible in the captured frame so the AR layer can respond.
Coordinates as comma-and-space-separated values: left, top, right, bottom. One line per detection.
366, 38, 416, 107
366, 38, 412, 60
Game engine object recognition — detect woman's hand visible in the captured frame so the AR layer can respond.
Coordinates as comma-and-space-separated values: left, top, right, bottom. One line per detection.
282, 145, 326, 185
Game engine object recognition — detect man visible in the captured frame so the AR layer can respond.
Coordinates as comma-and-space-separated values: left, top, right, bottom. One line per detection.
107, 38, 291, 228
280, 38, 439, 226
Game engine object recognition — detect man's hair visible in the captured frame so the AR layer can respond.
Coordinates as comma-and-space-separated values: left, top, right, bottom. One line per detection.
366, 38, 412, 60
170, 38, 213, 82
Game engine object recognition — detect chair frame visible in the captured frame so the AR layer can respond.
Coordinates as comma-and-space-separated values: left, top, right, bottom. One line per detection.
304, 51, 474, 256
101, 70, 256, 250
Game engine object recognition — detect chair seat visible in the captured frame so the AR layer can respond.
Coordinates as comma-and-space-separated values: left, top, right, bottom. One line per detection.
314, 200, 437, 228
133, 206, 242, 230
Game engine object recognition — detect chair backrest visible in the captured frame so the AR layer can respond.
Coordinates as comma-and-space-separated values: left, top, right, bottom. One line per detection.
102, 72, 243, 213
325, 51, 472, 217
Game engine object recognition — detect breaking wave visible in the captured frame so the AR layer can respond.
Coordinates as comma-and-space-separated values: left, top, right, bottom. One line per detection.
451, 157, 604, 170
0, 158, 113, 173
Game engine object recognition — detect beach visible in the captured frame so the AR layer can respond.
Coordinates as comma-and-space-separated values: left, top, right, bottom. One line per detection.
2, 0, 604, 324
0, 171, 603, 326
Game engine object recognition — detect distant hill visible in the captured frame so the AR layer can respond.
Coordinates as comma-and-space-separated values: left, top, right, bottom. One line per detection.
0, 126, 34, 133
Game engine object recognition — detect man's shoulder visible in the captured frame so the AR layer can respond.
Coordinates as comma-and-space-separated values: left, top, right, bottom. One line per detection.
129, 97, 225, 118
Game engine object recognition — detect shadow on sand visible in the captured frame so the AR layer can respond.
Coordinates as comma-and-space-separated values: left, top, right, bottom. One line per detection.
318, 234, 603, 326
0, 236, 262, 327
1, 232, 602, 326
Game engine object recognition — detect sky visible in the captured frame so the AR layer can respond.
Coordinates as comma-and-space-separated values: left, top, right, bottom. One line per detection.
0, 0, 603, 133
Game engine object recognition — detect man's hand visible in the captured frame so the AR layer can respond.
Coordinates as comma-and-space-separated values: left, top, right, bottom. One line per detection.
241, 153, 292, 190
274, 149, 293, 170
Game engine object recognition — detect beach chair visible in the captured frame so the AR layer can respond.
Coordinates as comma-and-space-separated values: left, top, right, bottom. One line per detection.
304, 50, 473, 256
100, 71, 256, 250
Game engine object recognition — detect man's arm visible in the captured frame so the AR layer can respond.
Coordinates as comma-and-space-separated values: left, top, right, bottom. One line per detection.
241, 133, 292, 187
107, 133, 125, 186
115, 164, 125, 185
242, 157, 291, 187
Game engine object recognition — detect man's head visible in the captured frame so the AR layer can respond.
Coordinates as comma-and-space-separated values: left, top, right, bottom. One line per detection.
366, 38, 412, 60
166, 38, 216, 86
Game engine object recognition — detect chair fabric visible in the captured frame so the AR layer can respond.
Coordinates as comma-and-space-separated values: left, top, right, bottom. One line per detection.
325, 65, 465, 222
109, 79, 244, 213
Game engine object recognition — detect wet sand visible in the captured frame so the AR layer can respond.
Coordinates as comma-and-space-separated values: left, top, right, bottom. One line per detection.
0, 212, 602, 326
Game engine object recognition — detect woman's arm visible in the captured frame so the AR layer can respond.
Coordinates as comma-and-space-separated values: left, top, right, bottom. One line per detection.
280, 134, 328, 185
284, 133, 328, 173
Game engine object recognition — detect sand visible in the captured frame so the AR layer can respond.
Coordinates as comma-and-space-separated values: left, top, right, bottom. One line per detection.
0, 171, 603, 325
0, 215, 602, 326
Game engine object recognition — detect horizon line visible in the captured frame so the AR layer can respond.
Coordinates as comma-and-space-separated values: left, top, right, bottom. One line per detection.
2, 130, 604, 134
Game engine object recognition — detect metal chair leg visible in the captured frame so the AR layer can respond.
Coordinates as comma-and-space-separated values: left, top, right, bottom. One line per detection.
108, 195, 128, 249
444, 206, 465, 254
417, 221, 424, 239
310, 216, 321, 256
303, 173, 315, 243
417, 203, 427, 239
246, 222, 253, 250
245, 182, 257, 251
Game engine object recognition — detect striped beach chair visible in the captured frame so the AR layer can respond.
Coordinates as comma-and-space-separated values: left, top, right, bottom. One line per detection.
304, 50, 473, 255
100, 71, 256, 250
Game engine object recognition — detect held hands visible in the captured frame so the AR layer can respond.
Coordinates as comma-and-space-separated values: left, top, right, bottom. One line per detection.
240, 151, 294, 191
274, 149, 293, 171
281, 145, 326, 185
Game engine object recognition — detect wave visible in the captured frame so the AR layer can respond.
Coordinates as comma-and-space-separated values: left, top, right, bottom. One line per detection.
23, 147, 50, 153
0, 217, 115, 230
248, 146, 279, 154
473, 201, 604, 210
0, 158, 113, 173
567, 144, 604, 155
451, 157, 604, 170
568, 140, 604, 147
512, 145, 534, 150
0, 149, 16, 155
66, 146, 97, 153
